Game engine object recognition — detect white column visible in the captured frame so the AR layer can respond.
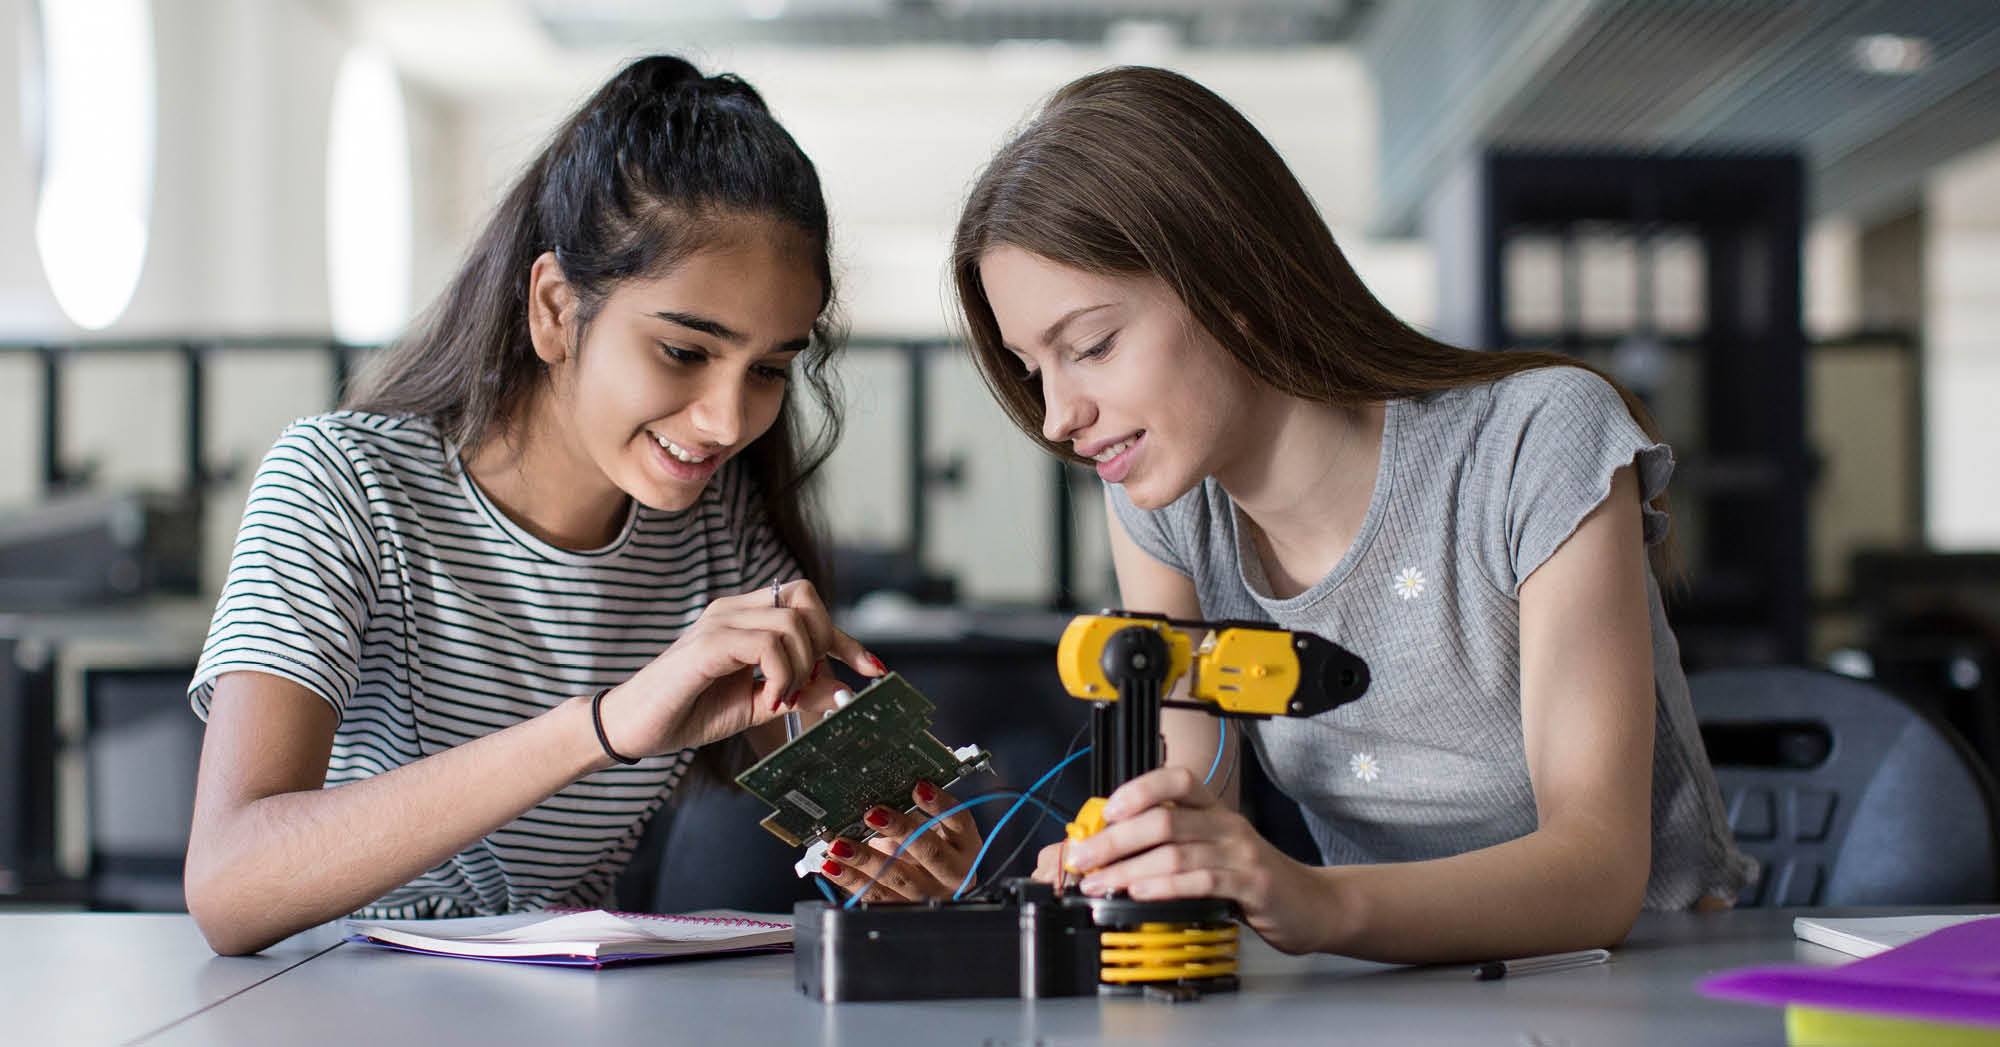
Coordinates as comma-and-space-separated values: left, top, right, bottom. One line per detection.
1924, 139, 2000, 548
120, 0, 347, 334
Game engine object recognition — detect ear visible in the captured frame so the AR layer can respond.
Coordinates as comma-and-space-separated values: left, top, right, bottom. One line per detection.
527, 251, 579, 365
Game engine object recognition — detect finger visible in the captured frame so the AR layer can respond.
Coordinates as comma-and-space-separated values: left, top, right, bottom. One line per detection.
814, 845, 898, 902
895, 786, 979, 886
1031, 840, 1063, 884
910, 781, 978, 847
821, 622, 886, 679
791, 662, 839, 720
860, 803, 925, 845
732, 628, 799, 712
860, 803, 961, 882
772, 580, 837, 661
1063, 804, 1195, 875
1102, 764, 1215, 821
1086, 845, 1235, 902
734, 609, 816, 701
825, 836, 945, 902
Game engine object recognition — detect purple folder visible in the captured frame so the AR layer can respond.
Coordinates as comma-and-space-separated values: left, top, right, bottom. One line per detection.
1697, 916, 2000, 1028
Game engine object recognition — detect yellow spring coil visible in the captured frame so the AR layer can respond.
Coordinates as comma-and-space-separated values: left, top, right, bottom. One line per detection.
1098, 921, 1239, 984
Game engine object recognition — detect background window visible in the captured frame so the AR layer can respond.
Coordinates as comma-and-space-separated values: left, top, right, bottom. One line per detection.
28, 0, 156, 331
325, 46, 413, 346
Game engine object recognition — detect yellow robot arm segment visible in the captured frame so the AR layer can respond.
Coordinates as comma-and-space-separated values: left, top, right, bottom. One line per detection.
1056, 614, 1194, 702
1059, 612, 1371, 719
1188, 627, 1303, 716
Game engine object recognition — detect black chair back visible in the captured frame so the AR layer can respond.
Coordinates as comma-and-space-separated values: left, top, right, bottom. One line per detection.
1690, 666, 2000, 906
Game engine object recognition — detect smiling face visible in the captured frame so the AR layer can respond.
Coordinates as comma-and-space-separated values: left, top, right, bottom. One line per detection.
536, 216, 824, 518
976, 245, 1267, 510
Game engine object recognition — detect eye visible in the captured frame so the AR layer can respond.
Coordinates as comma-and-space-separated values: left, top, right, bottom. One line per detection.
750, 362, 791, 383
660, 343, 704, 364
1075, 334, 1115, 361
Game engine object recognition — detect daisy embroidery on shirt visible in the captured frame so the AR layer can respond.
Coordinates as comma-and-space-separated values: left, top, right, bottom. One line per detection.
1349, 752, 1381, 783
1392, 567, 1425, 600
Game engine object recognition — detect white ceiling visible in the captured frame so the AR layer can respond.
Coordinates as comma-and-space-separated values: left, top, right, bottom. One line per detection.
320, 0, 2000, 229
316, 0, 1375, 99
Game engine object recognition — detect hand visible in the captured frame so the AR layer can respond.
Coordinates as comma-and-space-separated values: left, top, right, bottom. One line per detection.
818, 780, 983, 902
597, 580, 885, 759
1054, 765, 1334, 955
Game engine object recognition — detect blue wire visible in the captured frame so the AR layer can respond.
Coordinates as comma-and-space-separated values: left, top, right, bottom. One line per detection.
813, 874, 839, 904
1205, 716, 1228, 786
947, 714, 1233, 902
840, 790, 1068, 909
953, 746, 1094, 900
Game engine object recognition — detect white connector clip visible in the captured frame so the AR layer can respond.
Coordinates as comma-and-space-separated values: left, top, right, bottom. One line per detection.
794, 837, 833, 879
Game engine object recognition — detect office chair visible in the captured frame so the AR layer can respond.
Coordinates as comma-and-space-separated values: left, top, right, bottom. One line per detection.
85, 665, 203, 911
1689, 666, 2000, 907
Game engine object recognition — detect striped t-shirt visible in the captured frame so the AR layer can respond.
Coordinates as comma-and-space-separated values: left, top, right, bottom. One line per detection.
189, 411, 795, 918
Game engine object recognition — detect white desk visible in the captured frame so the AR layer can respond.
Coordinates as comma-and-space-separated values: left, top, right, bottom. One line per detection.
3, 913, 342, 1046
68, 907, 1885, 1046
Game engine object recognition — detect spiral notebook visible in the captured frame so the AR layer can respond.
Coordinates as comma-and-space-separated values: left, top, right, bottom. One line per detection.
1792, 912, 2000, 959
345, 908, 792, 967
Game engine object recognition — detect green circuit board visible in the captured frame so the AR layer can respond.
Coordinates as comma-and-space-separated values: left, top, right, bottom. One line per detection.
734, 672, 989, 847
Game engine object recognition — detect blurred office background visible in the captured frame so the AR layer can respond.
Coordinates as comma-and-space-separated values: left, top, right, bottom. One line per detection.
3, 0, 1999, 912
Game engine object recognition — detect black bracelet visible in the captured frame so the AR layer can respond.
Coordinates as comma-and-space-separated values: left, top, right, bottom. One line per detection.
590, 687, 641, 765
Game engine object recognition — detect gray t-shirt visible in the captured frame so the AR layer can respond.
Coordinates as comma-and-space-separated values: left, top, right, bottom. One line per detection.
1108, 366, 1755, 909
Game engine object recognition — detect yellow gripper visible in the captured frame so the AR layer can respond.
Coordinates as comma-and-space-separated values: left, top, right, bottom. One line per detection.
1096, 921, 1240, 984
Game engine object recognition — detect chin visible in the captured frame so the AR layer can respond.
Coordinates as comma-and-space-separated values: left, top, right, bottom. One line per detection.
1117, 472, 1197, 512
623, 473, 708, 514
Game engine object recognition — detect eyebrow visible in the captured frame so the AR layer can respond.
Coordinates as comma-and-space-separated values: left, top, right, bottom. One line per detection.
1038, 303, 1114, 348
652, 310, 811, 354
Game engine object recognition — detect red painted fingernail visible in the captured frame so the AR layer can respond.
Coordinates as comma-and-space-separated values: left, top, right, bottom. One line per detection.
915, 781, 937, 803
809, 663, 822, 684
866, 653, 887, 674
829, 839, 855, 860
864, 808, 891, 829
821, 860, 842, 877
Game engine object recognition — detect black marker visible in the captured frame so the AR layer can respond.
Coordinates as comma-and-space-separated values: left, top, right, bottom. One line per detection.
1474, 948, 1611, 980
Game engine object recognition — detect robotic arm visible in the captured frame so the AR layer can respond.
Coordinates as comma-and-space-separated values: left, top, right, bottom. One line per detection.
1054, 611, 1370, 845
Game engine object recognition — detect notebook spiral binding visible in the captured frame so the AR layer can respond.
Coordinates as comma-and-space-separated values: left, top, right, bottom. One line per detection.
546, 906, 789, 929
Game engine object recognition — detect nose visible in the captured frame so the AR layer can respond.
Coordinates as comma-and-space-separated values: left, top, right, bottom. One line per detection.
688, 371, 750, 448
1039, 370, 1093, 444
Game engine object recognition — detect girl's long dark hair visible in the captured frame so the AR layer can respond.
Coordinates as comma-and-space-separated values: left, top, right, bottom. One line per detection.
347, 54, 843, 590
952, 66, 1673, 569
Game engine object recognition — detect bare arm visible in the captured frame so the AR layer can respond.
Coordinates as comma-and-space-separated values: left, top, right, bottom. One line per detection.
184, 674, 613, 956
1305, 464, 1656, 959
185, 579, 876, 956
1069, 467, 1657, 961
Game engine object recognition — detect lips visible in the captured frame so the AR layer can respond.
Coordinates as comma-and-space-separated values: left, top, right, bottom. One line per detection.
645, 430, 723, 487
651, 431, 713, 464
1091, 431, 1142, 484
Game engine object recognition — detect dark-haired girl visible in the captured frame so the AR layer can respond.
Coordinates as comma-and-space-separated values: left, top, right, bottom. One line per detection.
953, 67, 1754, 963
184, 56, 976, 955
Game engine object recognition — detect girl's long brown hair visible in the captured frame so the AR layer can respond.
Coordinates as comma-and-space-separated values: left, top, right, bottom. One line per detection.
951, 66, 1672, 563
347, 56, 846, 788
347, 55, 844, 590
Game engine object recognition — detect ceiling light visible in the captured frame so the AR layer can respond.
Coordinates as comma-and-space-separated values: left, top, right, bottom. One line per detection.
1851, 33, 1933, 75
